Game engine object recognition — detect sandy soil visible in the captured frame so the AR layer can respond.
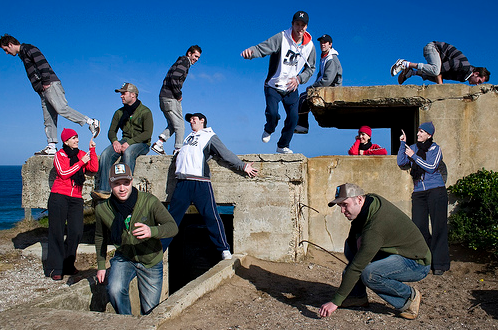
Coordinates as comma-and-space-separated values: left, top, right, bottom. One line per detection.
1, 219, 497, 329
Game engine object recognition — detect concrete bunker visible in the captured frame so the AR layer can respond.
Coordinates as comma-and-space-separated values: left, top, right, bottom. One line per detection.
168, 204, 234, 294
307, 86, 428, 153
18, 84, 498, 327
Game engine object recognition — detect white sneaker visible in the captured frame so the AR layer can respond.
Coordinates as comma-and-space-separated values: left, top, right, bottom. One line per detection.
34, 146, 57, 156
294, 125, 308, 134
390, 58, 406, 76
276, 147, 293, 154
151, 142, 165, 155
221, 250, 232, 260
88, 119, 100, 138
262, 131, 271, 143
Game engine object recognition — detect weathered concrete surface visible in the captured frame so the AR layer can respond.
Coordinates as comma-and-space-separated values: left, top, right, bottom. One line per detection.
309, 84, 498, 186
307, 156, 413, 252
22, 153, 308, 262
0, 256, 242, 330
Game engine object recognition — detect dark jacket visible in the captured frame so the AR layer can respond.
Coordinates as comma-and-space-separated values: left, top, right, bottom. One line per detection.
331, 194, 431, 306
159, 55, 191, 100
108, 101, 153, 146
18, 44, 60, 93
95, 191, 178, 269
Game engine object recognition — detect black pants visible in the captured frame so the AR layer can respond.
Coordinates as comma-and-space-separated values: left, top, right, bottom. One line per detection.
45, 192, 83, 276
412, 186, 450, 271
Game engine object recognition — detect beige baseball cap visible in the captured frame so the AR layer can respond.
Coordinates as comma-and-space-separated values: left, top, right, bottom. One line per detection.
115, 82, 139, 95
328, 183, 365, 207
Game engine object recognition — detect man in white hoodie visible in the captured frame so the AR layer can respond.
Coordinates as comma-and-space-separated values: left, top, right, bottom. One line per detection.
160, 113, 258, 260
241, 11, 316, 154
295, 34, 342, 134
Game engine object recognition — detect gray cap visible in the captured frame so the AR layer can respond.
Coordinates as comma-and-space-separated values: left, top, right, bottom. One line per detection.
115, 82, 139, 95
328, 183, 365, 207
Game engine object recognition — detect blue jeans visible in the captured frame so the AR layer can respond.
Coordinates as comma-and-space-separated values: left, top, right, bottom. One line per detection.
96, 140, 149, 192
361, 254, 430, 310
161, 180, 230, 252
107, 252, 163, 315
418, 42, 442, 81
264, 86, 299, 148
159, 97, 184, 150
41, 81, 89, 144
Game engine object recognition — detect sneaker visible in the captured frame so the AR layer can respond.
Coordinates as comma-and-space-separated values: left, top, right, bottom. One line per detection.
151, 142, 166, 155
276, 147, 293, 154
91, 190, 111, 200
340, 295, 369, 308
400, 288, 421, 320
294, 125, 309, 134
89, 119, 100, 138
262, 131, 271, 143
221, 250, 232, 260
34, 146, 57, 156
390, 58, 406, 76
172, 148, 181, 156
398, 68, 414, 84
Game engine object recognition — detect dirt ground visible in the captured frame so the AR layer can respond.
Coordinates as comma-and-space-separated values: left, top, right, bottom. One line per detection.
1, 220, 498, 329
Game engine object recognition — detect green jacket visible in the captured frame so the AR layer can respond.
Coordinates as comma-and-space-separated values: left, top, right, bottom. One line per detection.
95, 191, 178, 269
332, 194, 431, 306
108, 101, 153, 146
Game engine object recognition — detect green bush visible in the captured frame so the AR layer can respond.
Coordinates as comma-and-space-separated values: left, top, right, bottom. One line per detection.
447, 169, 498, 254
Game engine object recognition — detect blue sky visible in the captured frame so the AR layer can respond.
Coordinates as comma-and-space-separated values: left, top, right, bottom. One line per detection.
1, 0, 496, 165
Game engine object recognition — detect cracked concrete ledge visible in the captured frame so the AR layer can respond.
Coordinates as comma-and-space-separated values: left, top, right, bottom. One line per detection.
0, 255, 244, 330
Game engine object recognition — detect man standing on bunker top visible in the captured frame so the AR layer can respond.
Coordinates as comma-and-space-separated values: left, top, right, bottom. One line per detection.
295, 33, 342, 134
151, 45, 202, 155
0, 34, 100, 155
241, 11, 316, 154
160, 113, 258, 260
390, 41, 490, 85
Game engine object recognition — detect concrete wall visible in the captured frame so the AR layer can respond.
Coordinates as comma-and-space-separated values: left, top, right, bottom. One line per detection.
22, 153, 308, 262
308, 84, 498, 187
21, 85, 498, 257
306, 156, 412, 252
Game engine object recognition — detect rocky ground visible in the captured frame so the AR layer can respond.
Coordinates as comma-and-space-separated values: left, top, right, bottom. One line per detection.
1, 219, 497, 329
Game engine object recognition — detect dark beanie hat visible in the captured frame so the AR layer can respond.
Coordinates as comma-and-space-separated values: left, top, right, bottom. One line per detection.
419, 122, 435, 136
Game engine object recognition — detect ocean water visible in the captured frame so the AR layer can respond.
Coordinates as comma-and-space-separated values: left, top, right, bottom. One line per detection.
0, 166, 44, 230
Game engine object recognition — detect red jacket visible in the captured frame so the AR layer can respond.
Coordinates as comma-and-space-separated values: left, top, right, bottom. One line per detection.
50, 147, 99, 198
348, 139, 387, 155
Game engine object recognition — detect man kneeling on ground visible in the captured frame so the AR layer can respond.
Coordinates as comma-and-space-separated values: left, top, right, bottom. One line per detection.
319, 183, 431, 320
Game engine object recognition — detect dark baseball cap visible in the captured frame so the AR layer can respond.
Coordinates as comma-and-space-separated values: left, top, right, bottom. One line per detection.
185, 112, 207, 125
328, 183, 365, 207
292, 11, 309, 25
109, 163, 133, 182
317, 34, 333, 44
